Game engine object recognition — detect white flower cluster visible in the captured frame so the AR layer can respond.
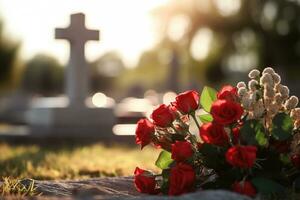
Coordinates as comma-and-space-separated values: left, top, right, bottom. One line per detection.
237, 67, 299, 130
291, 108, 300, 129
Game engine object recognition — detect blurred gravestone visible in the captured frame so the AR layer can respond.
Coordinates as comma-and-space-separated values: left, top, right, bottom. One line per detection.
26, 13, 115, 137
0, 90, 30, 124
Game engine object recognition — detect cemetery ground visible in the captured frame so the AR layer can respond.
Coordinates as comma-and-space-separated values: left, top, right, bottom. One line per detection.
0, 139, 159, 197
0, 141, 159, 180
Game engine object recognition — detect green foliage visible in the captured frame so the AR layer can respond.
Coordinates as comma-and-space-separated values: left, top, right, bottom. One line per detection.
160, 169, 170, 193
256, 130, 268, 146
0, 21, 19, 89
117, 49, 169, 92
21, 54, 63, 95
272, 113, 293, 141
155, 150, 174, 170
252, 177, 286, 195
90, 51, 126, 94
199, 113, 213, 123
240, 120, 266, 146
155, 0, 300, 86
200, 86, 217, 112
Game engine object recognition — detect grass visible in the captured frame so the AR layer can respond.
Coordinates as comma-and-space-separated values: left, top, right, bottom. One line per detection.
0, 177, 40, 197
0, 141, 160, 180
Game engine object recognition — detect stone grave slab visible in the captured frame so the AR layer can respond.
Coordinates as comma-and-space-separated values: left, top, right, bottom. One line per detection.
14, 177, 253, 200
27, 107, 114, 137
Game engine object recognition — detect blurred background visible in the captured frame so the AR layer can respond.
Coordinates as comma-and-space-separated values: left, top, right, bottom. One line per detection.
0, 0, 299, 99
0, 0, 299, 180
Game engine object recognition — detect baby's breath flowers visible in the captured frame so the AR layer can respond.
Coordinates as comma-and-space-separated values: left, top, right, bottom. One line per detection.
237, 67, 299, 130
291, 108, 300, 129
248, 69, 260, 79
237, 81, 246, 89
285, 96, 299, 111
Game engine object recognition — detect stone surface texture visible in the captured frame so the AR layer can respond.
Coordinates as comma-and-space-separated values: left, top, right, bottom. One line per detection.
19, 177, 254, 200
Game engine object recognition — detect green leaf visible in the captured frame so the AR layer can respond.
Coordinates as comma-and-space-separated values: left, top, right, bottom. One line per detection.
240, 120, 265, 146
200, 86, 217, 112
252, 177, 286, 195
272, 113, 293, 141
199, 113, 213, 123
255, 129, 268, 146
155, 150, 174, 169
160, 169, 170, 193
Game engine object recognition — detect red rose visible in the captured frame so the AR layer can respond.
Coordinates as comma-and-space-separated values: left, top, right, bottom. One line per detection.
211, 99, 244, 125
226, 145, 257, 168
171, 141, 194, 162
232, 126, 240, 144
217, 85, 238, 102
169, 163, 196, 196
135, 118, 155, 149
134, 167, 158, 194
291, 154, 300, 168
199, 122, 228, 146
169, 103, 180, 118
151, 104, 175, 127
232, 181, 257, 197
174, 90, 199, 114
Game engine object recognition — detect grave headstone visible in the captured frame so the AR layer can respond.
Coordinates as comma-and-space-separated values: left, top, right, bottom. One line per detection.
26, 13, 115, 137
0, 90, 30, 124
55, 13, 98, 107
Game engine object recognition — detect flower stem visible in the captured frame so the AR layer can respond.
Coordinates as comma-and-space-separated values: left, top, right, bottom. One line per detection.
191, 113, 201, 130
227, 125, 235, 147
177, 117, 198, 146
170, 124, 180, 135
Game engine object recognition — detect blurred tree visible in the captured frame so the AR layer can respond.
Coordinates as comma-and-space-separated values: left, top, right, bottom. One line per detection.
21, 54, 63, 96
90, 51, 125, 96
151, 0, 300, 86
117, 48, 171, 94
0, 21, 19, 91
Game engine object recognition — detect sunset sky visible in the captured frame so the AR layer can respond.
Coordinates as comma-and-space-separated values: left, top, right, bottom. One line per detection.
0, 0, 169, 67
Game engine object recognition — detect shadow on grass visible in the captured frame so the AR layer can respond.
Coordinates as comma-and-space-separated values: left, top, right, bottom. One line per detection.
0, 149, 49, 179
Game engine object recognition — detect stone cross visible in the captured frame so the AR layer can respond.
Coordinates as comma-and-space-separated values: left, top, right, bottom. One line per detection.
55, 13, 99, 107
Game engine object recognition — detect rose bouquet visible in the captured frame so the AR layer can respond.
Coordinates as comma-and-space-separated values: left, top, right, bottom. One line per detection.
134, 67, 300, 198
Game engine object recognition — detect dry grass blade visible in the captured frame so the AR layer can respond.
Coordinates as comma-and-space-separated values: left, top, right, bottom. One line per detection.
0, 177, 41, 197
